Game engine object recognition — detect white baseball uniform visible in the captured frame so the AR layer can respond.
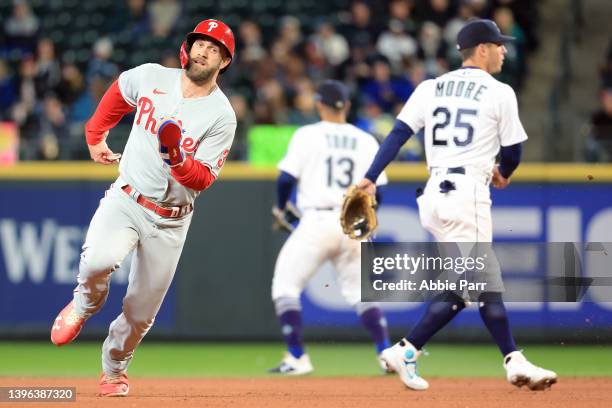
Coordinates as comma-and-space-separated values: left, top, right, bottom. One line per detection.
397, 67, 527, 243
74, 63, 236, 375
272, 121, 387, 306
395, 67, 527, 292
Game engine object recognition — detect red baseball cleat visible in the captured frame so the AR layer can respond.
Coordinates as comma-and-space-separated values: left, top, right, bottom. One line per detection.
99, 372, 130, 397
50, 300, 87, 346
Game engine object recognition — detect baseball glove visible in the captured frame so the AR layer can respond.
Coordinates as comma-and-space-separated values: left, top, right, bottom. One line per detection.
340, 185, 378, 240
272, 202, 301, 232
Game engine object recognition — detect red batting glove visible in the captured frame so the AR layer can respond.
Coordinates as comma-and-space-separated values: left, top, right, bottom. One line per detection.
157, 119, 186, 167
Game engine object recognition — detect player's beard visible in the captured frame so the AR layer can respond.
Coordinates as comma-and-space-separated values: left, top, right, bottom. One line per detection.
185, 56, 219, 83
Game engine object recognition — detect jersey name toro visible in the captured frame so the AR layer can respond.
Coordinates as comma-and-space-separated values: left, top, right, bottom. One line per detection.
117, 63, 236, 206
279, 121, 387, 210
397, 68, 528, 173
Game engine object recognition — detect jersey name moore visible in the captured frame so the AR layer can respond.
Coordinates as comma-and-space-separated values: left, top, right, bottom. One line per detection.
435, 80, 488, 102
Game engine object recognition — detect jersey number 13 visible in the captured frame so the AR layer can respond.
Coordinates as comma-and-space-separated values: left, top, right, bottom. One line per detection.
325, 156, 354, 188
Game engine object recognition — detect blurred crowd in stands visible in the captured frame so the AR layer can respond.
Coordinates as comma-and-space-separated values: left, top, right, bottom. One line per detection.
0, 0, 539, 161
585, 37, 612, 162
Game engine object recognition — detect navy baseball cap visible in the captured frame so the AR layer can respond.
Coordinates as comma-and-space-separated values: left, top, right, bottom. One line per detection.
315, 80, 349, 109
456, 19, 515, 50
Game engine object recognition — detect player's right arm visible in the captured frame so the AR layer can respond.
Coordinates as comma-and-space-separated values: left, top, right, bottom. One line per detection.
84, 79, 135, 164
270, 129, 306, 231
84, 65, 149, 164
492, 84, 528, 189
492, 143, 522, 188
275, 128, 307, 209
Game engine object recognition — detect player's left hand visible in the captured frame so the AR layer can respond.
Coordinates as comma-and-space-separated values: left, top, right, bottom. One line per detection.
491, 165, 510, 189
340, 185, 378, 240
157, 119, 186, 167
357, 178, 376, 196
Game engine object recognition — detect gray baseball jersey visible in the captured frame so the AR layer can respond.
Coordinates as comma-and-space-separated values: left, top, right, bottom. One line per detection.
72, 63, 236, 376
118, 63, 236, 206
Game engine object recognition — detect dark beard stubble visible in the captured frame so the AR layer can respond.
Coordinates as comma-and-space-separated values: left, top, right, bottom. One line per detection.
185, 56, 218, 83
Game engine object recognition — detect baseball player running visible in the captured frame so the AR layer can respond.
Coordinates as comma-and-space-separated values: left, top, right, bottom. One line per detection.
269, 80, 392, 375
49, 19, 236, 397
358, 19, 557, 391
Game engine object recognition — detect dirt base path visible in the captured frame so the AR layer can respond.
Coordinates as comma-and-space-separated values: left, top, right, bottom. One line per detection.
1, 376, 610, 407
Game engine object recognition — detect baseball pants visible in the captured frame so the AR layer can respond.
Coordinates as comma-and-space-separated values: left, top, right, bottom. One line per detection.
272, 210, 362, 306
417, 171, 504, 293
74, 185, 190, 375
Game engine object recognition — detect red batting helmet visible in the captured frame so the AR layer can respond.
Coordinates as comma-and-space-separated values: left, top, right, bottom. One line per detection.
180, 19, 235, 74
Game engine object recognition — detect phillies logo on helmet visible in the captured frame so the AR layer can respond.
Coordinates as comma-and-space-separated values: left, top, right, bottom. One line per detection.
179, 19, 236, 73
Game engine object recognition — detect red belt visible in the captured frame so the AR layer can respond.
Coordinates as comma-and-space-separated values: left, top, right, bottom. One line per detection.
121, 185, 193, 218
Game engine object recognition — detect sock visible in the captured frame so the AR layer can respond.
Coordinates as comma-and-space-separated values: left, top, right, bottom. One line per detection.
478, 292, 517, 356
359, 306, 391, 354
406, 291, 465, 349
278, 310, 304, 358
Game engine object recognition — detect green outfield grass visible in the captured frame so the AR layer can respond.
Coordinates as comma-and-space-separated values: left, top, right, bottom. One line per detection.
1, 342, 610, 378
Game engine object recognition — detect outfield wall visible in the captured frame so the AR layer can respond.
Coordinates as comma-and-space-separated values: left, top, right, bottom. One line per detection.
1, 163, 611, 342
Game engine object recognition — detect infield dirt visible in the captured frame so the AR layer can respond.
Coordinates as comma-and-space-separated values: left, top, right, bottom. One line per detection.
1, 376, 609, 407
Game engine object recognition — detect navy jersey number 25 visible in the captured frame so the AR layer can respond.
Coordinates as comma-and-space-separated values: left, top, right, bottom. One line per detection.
432, 107, 478, 147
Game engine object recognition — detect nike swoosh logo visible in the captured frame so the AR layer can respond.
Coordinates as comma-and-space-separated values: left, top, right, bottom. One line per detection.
153, 88, 167, 95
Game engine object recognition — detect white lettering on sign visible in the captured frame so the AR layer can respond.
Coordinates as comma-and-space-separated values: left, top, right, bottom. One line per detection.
305, 205, 611, 313
0, 219, 130, 285
1, 219, 57, 284
586, 209, 612, 310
